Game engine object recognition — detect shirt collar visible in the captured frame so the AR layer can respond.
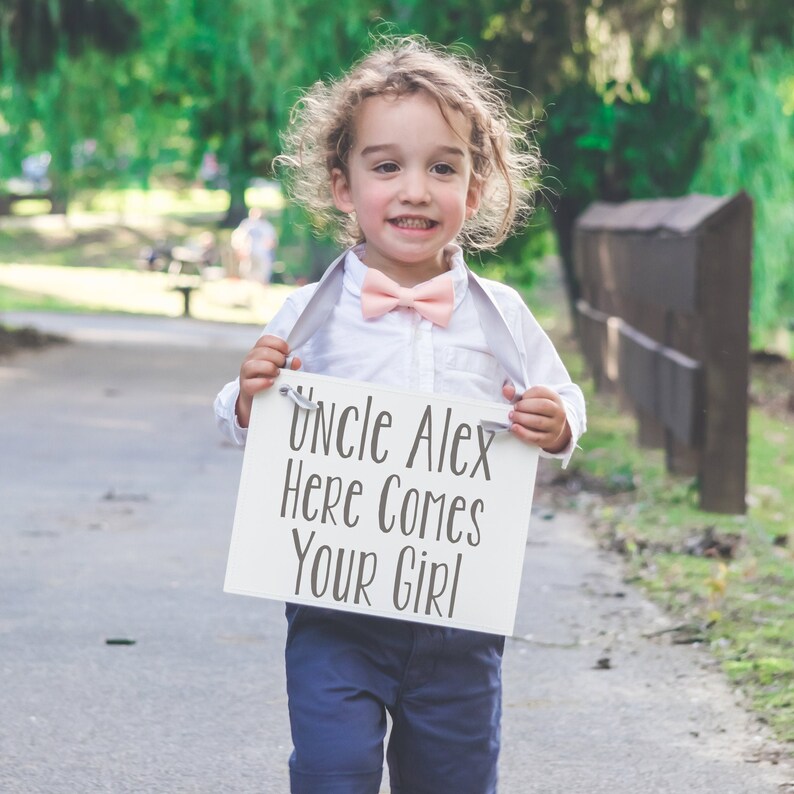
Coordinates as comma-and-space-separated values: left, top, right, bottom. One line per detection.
343, 243, 469, 310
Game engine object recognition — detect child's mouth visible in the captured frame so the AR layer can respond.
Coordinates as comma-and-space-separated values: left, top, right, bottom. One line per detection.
390, 217, 437, 230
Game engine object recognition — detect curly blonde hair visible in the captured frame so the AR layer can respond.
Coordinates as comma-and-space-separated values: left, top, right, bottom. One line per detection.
275, 36, 541, 251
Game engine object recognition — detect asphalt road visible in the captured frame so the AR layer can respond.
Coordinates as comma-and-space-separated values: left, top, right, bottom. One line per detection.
1, 312, 791, 793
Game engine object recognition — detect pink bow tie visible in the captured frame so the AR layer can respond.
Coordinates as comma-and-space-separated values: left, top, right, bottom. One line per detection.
360, 268, 455, 327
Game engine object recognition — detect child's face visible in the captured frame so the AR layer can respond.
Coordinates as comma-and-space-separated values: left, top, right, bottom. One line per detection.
331, 91, 481, 284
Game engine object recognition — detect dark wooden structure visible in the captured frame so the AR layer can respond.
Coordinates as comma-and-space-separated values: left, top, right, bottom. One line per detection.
574, 192, 752, 514
0, 191, 54, 215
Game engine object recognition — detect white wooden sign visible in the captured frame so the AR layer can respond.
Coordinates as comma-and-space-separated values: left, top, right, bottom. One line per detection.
224, 370, 538, 635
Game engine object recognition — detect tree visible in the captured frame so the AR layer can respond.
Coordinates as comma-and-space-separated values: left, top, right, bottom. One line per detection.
688, 34, 794, 341
135, 0, 377, 225
471, 1, 793, 332
679, 0, 794, 46
0, 0, 139, 78
0, 0, 140, 210
537, 53, 709, 322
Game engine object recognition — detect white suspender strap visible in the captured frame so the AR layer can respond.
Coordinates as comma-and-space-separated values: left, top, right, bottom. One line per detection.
285, 248, 529, 395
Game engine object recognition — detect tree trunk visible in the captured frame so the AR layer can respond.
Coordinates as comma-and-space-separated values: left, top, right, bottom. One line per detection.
221, 130, 249, 227
48, 136, 72, 215
223, 172, 248, 228
681, 0, 704, 41
548, 195, 585, 335
49, 179, 69, 214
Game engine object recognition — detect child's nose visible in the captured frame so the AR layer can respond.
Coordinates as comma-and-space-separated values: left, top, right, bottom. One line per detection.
399, 170, 431, 204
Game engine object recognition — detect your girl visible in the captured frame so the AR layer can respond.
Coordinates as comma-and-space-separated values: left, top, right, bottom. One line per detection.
215, 35, 586, 794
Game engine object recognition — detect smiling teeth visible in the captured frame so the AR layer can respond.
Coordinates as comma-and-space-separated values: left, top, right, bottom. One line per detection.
393, 218, 433, 229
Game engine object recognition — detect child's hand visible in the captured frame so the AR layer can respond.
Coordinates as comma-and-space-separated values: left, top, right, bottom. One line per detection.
502, 384, 571, 453
236, 335, 302, 428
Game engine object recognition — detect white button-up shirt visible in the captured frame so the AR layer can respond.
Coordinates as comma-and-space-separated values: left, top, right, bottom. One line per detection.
215, 245, 586, 465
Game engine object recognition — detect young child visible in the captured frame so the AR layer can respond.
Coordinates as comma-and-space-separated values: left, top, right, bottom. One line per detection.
215, 36, 586, 794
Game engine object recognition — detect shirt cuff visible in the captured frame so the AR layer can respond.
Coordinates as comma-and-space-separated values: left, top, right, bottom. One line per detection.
213, 379, 248, 447
539, 400, 585, 469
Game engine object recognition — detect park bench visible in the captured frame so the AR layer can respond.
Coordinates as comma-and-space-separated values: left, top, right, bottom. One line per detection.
0, 190, 54, 215
166, 243, 215, 317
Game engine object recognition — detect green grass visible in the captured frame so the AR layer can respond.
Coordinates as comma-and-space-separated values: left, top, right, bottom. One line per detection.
0, 283, 93, 313
0, 223, 151, 269
4, 184, 282, 219
561, 345, 794, 743
0, 184, 283, 269
0, 211, 230, 270
0, 186, 295, 325
7, 199, 52, 216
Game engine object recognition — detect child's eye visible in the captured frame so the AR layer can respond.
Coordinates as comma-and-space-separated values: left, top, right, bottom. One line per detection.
431, 163, 455, 175
374, 162, 399, 174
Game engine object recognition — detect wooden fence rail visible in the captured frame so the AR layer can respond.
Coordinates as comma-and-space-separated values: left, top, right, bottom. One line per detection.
574, 192, 752, 514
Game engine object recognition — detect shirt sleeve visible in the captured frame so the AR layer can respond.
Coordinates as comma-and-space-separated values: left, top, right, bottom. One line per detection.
213, 286, 314, 448
505, 288, 587, 468
214, 378, 249, 447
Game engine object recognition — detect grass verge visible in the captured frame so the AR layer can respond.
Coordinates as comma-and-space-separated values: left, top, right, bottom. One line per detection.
0, 282, 89, 313
0, 264, 293, 326
554, 344, 794, 745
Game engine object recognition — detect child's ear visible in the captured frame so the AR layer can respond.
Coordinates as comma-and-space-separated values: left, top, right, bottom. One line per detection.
331, 168, 355, 214
465, 175, 482, 219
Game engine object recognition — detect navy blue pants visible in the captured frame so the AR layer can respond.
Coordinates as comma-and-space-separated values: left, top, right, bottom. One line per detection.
284, 605, 504, 794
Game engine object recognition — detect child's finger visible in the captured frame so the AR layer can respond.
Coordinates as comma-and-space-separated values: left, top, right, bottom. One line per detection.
242, 349, 283, 374
242, 341, 291, 373
242, 377, 276, 398
508, 420, 546, 446
518, 386, 564, 413
502, 383, 517, 402
252, 334, 289, 354
523, 384, 558, 401
512, 396, 560, 419
509, 408, 556, 435
240, 377, 275, 398
241, 358, 280, 380
240, 358, 283, 397
509, 424, 535, 444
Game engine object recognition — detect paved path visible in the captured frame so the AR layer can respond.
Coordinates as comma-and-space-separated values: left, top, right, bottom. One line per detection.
1, 312, 791, 793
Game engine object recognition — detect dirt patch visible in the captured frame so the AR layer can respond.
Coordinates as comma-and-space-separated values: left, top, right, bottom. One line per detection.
0, 324, 68, 358
750, 350, 794, 419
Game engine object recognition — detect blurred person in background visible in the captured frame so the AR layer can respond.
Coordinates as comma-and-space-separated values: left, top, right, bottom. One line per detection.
231, 207, 278, 283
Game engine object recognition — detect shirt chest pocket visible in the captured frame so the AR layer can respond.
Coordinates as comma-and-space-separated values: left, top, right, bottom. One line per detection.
439, 347, 505, 402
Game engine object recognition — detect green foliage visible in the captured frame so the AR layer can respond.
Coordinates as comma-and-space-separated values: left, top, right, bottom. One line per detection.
470, 205, 556, 291
1, 1, 160, 204
540, 83, 616, 202
677, 1, 794, 49
540, 50, 708, 206
613, 52, 708, 198
688, 34, 794, 342
535, 49, 708, 321
135, 0, 377, 221
0, 77, 28, 179
0, 0, 139, 79
3, 0, 794, 343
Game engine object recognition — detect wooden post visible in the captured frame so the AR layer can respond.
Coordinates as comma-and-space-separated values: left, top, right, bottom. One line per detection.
574, 193, 751, 514
696, 193, 752, 513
